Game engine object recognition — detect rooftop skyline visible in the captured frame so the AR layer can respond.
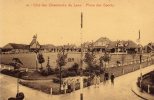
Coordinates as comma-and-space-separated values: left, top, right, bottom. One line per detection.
0, 0, 154, 47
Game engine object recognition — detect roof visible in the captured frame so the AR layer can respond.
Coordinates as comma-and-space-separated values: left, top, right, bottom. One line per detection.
144, 42, 154, 50
41, 44, 55, 49
107, 41, 118, 49
63, 44, 77, 49
126, 40, 138, 48
30, 40, 40, 46
107, 40, 138, 49
95, 37, 111, 43
3, 43, 29, 49
93, 37, 111, 48
30, 35, 40, 46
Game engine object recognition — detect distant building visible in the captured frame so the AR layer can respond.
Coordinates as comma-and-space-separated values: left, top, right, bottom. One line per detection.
29, 35, 41, 51
1, 35, 142, 54
93, 37, 111, 52
2, 43, 29, 54
81, 37, 139, 54
40, 44, 55, 52
108, 40, 138, 54
144, 43, 154, 53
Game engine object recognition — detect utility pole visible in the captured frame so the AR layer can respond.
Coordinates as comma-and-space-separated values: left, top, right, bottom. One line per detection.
80, 12, 84, 100
137, 30, 143, 88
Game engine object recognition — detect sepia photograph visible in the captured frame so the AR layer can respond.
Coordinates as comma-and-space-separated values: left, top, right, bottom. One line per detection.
0, 0, 154, 100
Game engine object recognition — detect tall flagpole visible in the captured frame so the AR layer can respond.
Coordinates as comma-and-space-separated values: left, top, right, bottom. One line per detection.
80, 12, 84, 100
138, 30, 143, 88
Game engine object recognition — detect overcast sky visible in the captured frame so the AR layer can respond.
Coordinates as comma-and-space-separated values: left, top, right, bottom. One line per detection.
0, 0, 154, 47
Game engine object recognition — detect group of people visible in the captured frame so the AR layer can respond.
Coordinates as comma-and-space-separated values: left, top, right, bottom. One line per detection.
61, 79, 77, 94
104, 72, 115, 85
61, 72, 115, 94
87, 72, 115, 88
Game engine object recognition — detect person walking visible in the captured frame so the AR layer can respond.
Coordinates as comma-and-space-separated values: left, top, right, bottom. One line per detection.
87, 75, 91, 88
96, 75, 101, 88
67, 82, 72, 93
104, 72, 109, 84
71, 80, 75, 92
64, 82, 68, 94
93, 74, 97, 88
110, 73, 115, 85
104, 72, 107, 84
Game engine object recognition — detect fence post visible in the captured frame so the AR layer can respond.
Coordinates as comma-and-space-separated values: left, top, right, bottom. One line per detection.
122, 69, 125, 74
50, 88, 52, 95
148, 85, 150, 93
132, 66, 134, 71
26, 68, 28, 72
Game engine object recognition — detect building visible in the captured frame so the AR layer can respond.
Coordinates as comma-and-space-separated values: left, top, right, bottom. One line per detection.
93, 37, 111, 52
81, 37, 139, 54
40, 44, 56, 52
144, 42, 154, 53
29, 35, 41, 51
2, 43, 29, 54
1, 35, 141, 54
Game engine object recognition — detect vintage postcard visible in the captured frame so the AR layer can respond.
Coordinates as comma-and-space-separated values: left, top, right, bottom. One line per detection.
0, 0, 154, 100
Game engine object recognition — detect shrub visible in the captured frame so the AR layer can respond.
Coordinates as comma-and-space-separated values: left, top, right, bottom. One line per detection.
67, 71, 77, 76
1, 69, 28, 78
56, 70, 69, 78
54, 68, 60, 74
53, 78, 60, 83
38, 67, 55, 76
150, 71, 154, 83
68, 63, 79, 74
47, 67, 55, 75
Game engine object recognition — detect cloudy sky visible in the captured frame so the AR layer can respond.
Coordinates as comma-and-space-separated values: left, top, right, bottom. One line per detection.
0, 0, 154, 47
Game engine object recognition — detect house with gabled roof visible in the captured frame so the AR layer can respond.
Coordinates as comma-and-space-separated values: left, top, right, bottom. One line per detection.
144, 42, 154, 53
2, 43, 29, 53
29, 35, 41, 50
92, 37, 111, 52
107, 40, 138, 54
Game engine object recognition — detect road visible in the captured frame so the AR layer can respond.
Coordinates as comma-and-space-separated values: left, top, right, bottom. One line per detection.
0, 65, 154, 100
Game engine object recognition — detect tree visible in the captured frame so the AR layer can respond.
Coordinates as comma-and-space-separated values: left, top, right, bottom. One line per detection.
37, 53, 45, 69
56, 52, 67, 67
101, 52, 111, 69
84, 51, 96, 72
99, 56, 104, 73
56, 50, 67, 93
68, 63, 79, 75
10, 58, 23, 70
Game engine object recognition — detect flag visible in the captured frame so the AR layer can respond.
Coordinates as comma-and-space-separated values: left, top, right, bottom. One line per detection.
81, 12, 83, 28
138, 30, 140, 40
136, 30, 140, 43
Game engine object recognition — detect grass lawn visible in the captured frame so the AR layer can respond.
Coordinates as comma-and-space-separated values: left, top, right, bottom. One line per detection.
20, 80, 60, 95
22, 71, 57, 80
